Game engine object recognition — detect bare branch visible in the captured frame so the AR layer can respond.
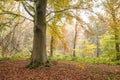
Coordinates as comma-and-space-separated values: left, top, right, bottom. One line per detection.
0, 11, 33, 22
24, 0, 35, 12
46, 8, 72, 17
22, 1, 34, 17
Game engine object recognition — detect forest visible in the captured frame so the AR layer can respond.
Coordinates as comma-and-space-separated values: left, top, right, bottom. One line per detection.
0, 0, 120, 80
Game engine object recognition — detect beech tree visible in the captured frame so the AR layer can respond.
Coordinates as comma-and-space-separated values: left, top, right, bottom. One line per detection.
0, 1, 26, 57
19, 0, 93, 67
102, 0, 120, 60
27, 0, 48, 68
22, 0, 70, 67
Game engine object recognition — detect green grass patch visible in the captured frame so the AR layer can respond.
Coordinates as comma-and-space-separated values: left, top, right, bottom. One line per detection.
0, 53, 30, 61
0, 53, 120, 66
50, 55, 120, 65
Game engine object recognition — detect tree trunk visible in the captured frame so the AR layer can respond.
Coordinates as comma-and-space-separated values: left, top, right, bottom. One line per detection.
29, 0, 48, 68
115, 34, 120, 60
96, 26, 100, 57
73, 23, 78, 57
50, 36, 54, 56
112, 13, 120, 60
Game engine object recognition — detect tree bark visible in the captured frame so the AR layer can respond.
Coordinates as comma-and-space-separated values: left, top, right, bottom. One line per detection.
96, 26, 100, 57
115, 34, 120, 60
29, 0, 48, 68
50, 36, 54, 56
112, 12, 120, 60
73, 23, 78, 57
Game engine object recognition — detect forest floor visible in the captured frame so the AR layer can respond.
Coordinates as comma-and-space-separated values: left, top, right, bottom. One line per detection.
0, 60, 120, 80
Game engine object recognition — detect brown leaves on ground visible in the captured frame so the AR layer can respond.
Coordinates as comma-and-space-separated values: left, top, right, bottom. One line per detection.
0, 60, 120, 80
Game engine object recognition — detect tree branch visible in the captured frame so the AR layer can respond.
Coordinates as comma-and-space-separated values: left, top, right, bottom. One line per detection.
0, 11, 33, 22
24, 0, 35, 12
46, 8, 72, 17
22, 1, 34, 18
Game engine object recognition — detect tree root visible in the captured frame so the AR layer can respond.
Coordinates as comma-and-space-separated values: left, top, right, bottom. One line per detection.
26, 60, 51, 69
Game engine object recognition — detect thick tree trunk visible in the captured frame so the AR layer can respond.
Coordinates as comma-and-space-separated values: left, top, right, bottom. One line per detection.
29, 0, 48, 68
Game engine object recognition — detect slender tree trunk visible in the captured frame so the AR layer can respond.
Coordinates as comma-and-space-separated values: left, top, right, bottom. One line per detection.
115, 34, 120, 60
96, 26, 100, 57
112, 13, 120, 60
63, 48, 66, 55
29, 0, 48, 68
96, 34, 99, 57
50, 36, 54, 56
73, 23, 77, 57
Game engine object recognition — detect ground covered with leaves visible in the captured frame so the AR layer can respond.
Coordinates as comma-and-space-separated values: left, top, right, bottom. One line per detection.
0, 60, 120, 80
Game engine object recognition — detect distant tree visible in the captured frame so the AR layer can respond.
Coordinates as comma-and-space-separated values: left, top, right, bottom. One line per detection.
0, 1, 25, 57
102, 0, 120, 60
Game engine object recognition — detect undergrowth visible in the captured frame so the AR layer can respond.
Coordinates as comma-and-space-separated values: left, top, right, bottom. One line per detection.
0, 53, 30, 61
50, 55, 120, 65
0, 53, 120, 66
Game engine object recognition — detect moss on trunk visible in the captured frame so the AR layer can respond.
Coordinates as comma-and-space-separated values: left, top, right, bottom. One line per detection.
27, 60, 51, 69
28, 0, 48, 68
